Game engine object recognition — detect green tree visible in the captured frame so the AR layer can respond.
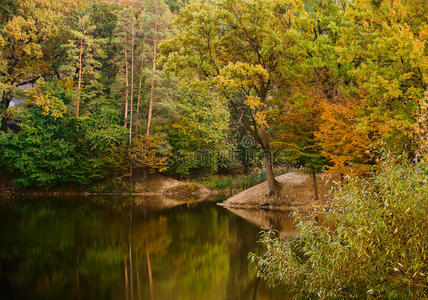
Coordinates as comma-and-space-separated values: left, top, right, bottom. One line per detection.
141, 0, 173, 139
88, 1, 120, 89
61, 14, 106, 117
161, 0, 312, 195
337, 0, 427, 156
168, 87, 229, 176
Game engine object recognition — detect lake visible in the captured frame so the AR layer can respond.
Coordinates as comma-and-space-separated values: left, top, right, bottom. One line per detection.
0, 197, 295, 300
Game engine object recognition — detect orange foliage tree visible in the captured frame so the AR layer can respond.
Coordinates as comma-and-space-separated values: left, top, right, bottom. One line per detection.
270, 84, 326, 173
315, 97, 374, 176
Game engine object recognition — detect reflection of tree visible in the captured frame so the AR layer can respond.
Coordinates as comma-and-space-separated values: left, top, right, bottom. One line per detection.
0, 199, 128, 300
0, 198, 290, 300
148, 208, 232, 300
225, 208, 298, 238
121, 205, 235, 300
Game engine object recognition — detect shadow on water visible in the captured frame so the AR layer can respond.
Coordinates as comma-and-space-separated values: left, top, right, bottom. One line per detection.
0, 196, 293, 300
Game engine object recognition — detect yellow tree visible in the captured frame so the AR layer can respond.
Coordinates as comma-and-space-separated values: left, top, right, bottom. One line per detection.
0, 0, 90, 127
337, 0, 427, 155
0, 0, 59, 127
161, 0, 312, 195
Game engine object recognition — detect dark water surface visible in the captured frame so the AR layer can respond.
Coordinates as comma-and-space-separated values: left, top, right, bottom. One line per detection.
0, 197, 293, 300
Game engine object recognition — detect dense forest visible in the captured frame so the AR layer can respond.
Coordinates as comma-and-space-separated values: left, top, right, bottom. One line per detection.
0, 0, 427, 298
0, 0, 426, 190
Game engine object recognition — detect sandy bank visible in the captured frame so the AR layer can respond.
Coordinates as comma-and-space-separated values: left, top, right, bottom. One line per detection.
219, 172, 337, 211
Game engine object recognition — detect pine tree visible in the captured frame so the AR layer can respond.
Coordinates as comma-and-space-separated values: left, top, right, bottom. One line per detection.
141, 0, 172, 138
61, 14, 105, 117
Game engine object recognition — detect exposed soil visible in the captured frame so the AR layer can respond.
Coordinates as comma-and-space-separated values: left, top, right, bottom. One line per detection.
133, 174, 213, 201
0, 173, 214, 205
219, 172, 339, 211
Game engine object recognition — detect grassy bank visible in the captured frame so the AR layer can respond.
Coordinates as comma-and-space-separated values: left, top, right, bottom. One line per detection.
194, 167, 292, 197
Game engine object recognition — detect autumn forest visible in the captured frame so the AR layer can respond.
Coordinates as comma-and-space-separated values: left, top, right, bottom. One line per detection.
0, 0, 427, 299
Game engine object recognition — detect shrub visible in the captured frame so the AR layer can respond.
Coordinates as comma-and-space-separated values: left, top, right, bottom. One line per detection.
250, 156, 428, 299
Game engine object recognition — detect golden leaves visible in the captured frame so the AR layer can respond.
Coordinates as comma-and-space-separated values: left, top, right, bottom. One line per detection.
244, 95, 262, 110
255, 111, 268, 128
29, 80, 67, 118
33, 93, 67, 118
216, 62, 269, 89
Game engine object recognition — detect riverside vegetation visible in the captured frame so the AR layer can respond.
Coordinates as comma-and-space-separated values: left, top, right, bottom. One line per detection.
250, 156, 428, 298
0, 0, 427, 298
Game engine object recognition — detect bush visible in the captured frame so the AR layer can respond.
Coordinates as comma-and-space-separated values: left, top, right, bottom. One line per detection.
250, 156, 428, 299
0, 103, 125, 188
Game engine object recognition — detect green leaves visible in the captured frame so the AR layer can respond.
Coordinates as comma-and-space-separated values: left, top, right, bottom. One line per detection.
251, 155, 428, 298
168, 87, 229, 175
337, 0, 427, 155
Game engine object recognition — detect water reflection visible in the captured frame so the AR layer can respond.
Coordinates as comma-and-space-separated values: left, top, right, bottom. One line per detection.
224, 208, 298, 238
0, 198, 292, 300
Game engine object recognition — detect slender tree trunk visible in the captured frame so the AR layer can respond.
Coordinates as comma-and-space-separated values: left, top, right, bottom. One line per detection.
124, 36, 129, 129
136, 47, 144, 133
129, 27, 135, 146
229, 100, 280, 196
146, 29, 157, 138
77, 38, 83, 117
1, 91, 12, 131
312, 172, 319, 201
263, 150, 280, 196
129, 26, 135, 179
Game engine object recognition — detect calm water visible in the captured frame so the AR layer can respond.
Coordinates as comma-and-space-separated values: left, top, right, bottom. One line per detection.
0, 197, 294, 300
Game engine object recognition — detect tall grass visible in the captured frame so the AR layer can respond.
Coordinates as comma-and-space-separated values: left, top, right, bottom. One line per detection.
198, 170, 267, 192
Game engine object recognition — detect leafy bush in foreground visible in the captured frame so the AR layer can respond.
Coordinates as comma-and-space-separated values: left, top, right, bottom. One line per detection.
250, 156, 428, 299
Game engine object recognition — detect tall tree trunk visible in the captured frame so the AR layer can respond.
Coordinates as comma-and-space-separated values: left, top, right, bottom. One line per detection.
124, 36, 129, 129
260, 130, 280, 196
77, 38, 83, 117
229, 101, 280, 196
129, 26, 135, 179
129, 26, 135, 146
146, 29, 157, 138
1, 91, 12, 131
263, 150, 280, 196
135, 47, 144, 134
